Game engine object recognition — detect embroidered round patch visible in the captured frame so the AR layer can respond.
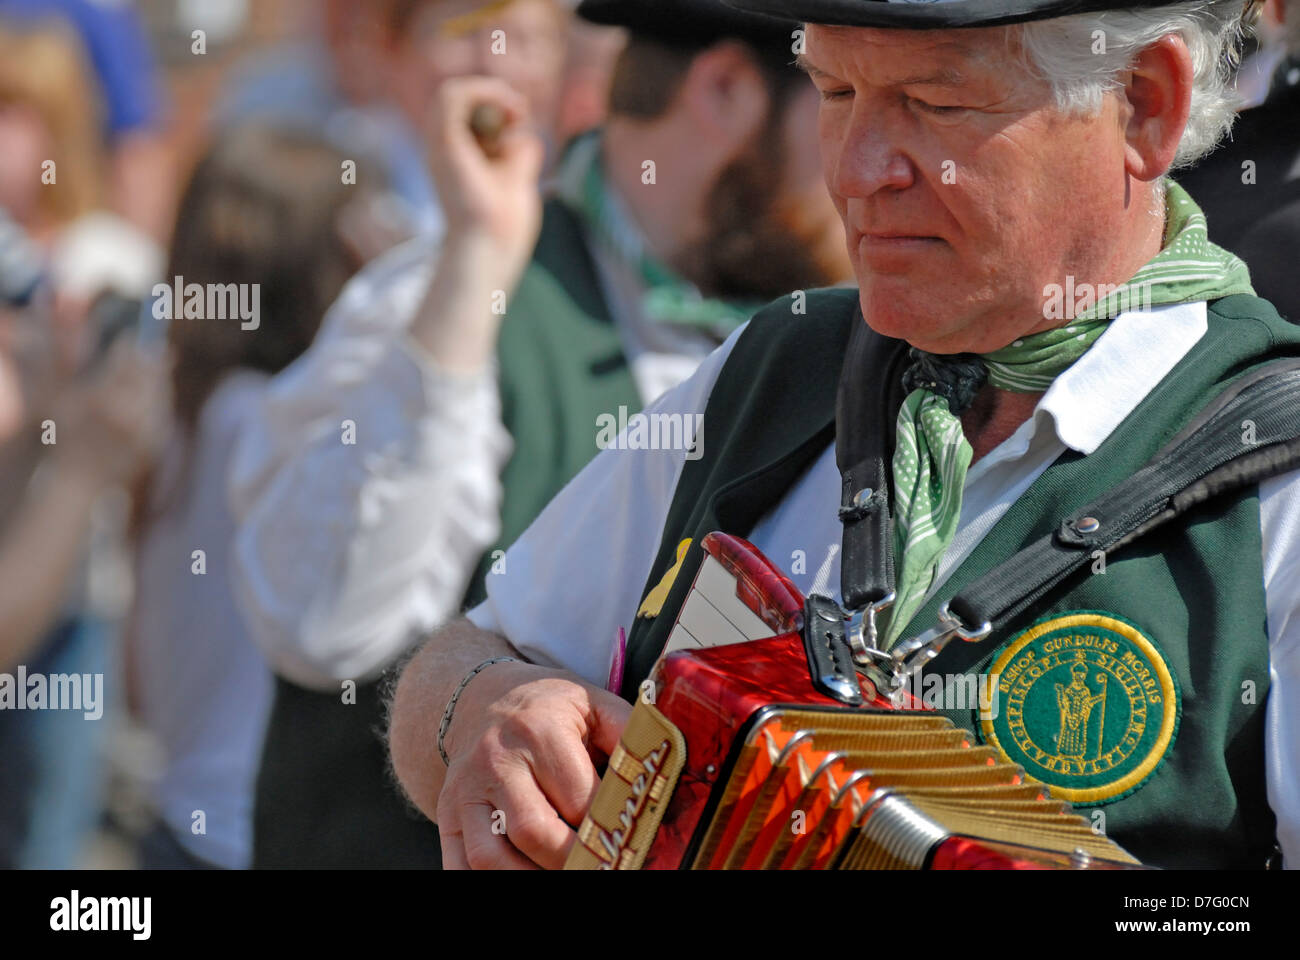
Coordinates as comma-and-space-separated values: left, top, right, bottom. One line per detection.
978, 611, 1180, 805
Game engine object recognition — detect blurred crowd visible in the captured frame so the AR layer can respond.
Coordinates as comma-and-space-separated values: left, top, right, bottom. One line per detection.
0, 0, 1295, 869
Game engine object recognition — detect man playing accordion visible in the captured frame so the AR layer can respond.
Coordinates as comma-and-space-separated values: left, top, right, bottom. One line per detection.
389, 0, 1300, 869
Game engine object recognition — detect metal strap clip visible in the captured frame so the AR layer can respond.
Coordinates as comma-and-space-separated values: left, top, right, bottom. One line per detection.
845, 591, 895, 666
881, 602, 991, 697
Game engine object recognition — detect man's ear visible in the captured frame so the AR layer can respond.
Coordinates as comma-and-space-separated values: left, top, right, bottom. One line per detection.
1122, 34, 1194, 181
676, 40, 771, 156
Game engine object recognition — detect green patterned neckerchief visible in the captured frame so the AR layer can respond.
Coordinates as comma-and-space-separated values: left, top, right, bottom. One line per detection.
552, 130, 763, 341
882, 179, 1254, 647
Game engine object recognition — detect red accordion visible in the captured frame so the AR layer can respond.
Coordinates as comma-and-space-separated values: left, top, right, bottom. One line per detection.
565, 533, 1143, 870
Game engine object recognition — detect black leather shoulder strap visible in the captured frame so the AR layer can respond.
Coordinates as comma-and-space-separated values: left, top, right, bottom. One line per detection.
947, 359, 1300, 631
834, 305, 911, 611
835, 323, 1300, 640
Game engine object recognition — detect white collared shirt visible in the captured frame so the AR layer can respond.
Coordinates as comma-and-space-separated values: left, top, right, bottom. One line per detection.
227, 209, 727, 689
226, 235, 512, 690
467, 300, 1300, 866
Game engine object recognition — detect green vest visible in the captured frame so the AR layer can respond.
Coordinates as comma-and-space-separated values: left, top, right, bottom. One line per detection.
255, 198, 640, 867
621, 288, 1300, 869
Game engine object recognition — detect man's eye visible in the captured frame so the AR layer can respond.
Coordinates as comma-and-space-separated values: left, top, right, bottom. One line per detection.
910, 98, 964, 116
818, 88, 853, 102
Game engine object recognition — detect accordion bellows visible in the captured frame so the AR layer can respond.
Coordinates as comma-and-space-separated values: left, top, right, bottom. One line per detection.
565, 533, 1143, 870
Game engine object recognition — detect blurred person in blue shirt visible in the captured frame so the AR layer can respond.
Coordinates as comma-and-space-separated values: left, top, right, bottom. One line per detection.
0, 0, 174, 241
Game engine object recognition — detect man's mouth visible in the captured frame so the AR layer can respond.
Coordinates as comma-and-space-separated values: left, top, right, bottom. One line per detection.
851, 229, 948, 276
858, 231, 943, 244
855, 232, 946, 266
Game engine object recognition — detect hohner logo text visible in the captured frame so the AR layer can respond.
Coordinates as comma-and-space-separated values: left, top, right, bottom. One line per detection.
596, 739, 671, 869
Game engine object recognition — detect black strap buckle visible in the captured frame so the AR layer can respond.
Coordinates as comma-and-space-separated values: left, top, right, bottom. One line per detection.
802, 594, 864, 706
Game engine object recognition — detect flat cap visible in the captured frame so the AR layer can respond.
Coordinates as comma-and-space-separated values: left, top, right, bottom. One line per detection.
576, 0, 798, 49
722, 0, 1234, 30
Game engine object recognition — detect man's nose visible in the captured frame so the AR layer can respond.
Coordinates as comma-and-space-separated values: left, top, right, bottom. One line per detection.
471, 42, 495, 76
474, 32, 519, 80
828, 106, 916, 199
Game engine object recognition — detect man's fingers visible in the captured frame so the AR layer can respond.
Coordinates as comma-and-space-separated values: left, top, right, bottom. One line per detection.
523, 686, 632, 830
441, 75, 530, 128
586, 688, 635, 758
437, 804, 471, 871
530, 721, 604, 828
486, 761, 576, 870
461, 800, 542, 871
433, 76, 530, 154
496, 127, 545, 182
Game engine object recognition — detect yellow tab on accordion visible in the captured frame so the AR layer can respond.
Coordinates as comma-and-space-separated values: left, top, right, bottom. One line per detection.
566, 700, 687, 870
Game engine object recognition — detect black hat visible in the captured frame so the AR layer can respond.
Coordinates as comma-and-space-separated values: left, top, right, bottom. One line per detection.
576, 0, 798, 51
721, 0, 1220, 30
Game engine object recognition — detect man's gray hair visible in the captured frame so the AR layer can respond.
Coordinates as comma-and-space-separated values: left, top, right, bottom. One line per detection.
1018, 1, 1254, 169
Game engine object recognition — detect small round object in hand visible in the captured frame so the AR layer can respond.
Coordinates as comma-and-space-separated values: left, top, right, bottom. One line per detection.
469, 103, 508, 158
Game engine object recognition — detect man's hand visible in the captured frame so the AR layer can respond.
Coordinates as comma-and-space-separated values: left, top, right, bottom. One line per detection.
438, 661, 631, 869
410, 75, 546, 373
425, 75, 545, 272
388, 620, 633, 871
